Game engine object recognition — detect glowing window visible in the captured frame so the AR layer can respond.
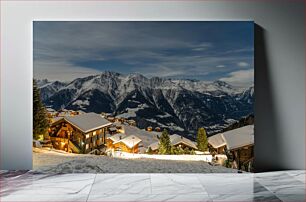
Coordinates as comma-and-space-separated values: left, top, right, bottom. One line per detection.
93, 131, 96, 136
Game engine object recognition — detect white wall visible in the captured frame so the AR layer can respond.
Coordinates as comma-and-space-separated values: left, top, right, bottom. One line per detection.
1, 0, 304, 171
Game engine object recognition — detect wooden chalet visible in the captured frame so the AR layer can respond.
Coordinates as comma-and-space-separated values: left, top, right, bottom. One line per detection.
100, 112, 111, 118
107, 116, 117, 122
115, 117, 126, 124
146, 126, 153, 132
170, 134, 198, 150
108, 126, 118, 135
106, 133, 142, 153
127, 119, 136, 126
155, 127, 161, 132
49, 112, 112, 154
46, 108, 57, 118
208, 125, 254, 170
106, 133, 127, 149
148, 134, 197, 153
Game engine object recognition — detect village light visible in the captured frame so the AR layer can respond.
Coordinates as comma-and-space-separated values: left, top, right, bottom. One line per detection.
132, 136, 135, 156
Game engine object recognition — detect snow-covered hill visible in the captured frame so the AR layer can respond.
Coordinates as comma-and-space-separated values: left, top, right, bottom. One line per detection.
37, 71, 254, 136
33, 148, 238, 173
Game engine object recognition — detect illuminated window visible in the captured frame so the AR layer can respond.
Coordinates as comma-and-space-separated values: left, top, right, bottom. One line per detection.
93, 131, 96, 136
86, 144, 89, 150
85, 134, 89, 139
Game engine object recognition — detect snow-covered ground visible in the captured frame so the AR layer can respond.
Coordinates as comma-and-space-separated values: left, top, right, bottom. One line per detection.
112, 151, 214, 162
33, 148, 86, 170
33, 148, 237, 173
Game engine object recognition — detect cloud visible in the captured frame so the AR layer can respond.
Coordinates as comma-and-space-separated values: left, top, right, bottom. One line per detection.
216, 65, 225, 68
191, 42, 213, 51
34, 60, 100, 81
237, 62, 250, 67
219, 69, 254, 87
222, 48, 254, 55
127, 54, 252, 79
33, 22, 254, 82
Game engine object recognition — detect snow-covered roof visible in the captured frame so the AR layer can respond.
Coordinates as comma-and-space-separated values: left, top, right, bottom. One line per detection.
208, 134, 227, 149
148, 134, 197, 151
116, 135, 142, 149
117, 124, 160, 147
58, 112, 68, 117
148, 142, 159, 151
170, 134, 198, 150
208, 125, 254, 150
46, 108, 56, 112
109, 127, 117, 132
107, 133, 127, 142
62, 112, 112, 133
51, 117, 64, 123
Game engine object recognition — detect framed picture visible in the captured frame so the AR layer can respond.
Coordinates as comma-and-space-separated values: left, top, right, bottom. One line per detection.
33, 21, 254, 173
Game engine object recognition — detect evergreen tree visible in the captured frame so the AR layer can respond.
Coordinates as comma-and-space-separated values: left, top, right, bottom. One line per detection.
146, 147, 153, 154
190, 149, 196, 155
170, 146, 176, 155
158, 129, 171, 154
33, 80, 49, 140
197, 127, 208, 151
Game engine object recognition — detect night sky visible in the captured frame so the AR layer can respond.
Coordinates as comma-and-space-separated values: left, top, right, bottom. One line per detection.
34, 21, 254, 87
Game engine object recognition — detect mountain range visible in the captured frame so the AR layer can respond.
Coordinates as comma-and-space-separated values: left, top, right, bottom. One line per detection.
37, 71, 254, 137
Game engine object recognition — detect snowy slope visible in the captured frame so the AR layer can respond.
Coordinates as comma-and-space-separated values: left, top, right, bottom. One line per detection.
33, 148, 238, 173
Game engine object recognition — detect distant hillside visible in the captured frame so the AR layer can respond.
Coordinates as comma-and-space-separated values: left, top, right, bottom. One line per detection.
36, 71, 254, 137
209, 114, 254, 136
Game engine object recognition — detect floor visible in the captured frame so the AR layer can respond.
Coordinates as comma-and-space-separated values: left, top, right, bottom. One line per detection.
0, 170, 305, 202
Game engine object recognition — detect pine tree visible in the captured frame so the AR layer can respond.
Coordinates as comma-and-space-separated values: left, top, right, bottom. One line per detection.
147, 147, 153, 154
33, 80, 49, 140
197, 127, 208, 152
158, 129, 171, 154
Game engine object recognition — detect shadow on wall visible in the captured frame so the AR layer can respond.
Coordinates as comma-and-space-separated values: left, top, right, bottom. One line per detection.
254, 24, 284, 172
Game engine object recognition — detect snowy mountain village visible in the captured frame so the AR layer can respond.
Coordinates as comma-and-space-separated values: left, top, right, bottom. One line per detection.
33, 96, 254, 172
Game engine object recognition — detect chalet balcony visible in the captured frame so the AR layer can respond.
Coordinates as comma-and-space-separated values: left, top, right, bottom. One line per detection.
49, 137, 68, 143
